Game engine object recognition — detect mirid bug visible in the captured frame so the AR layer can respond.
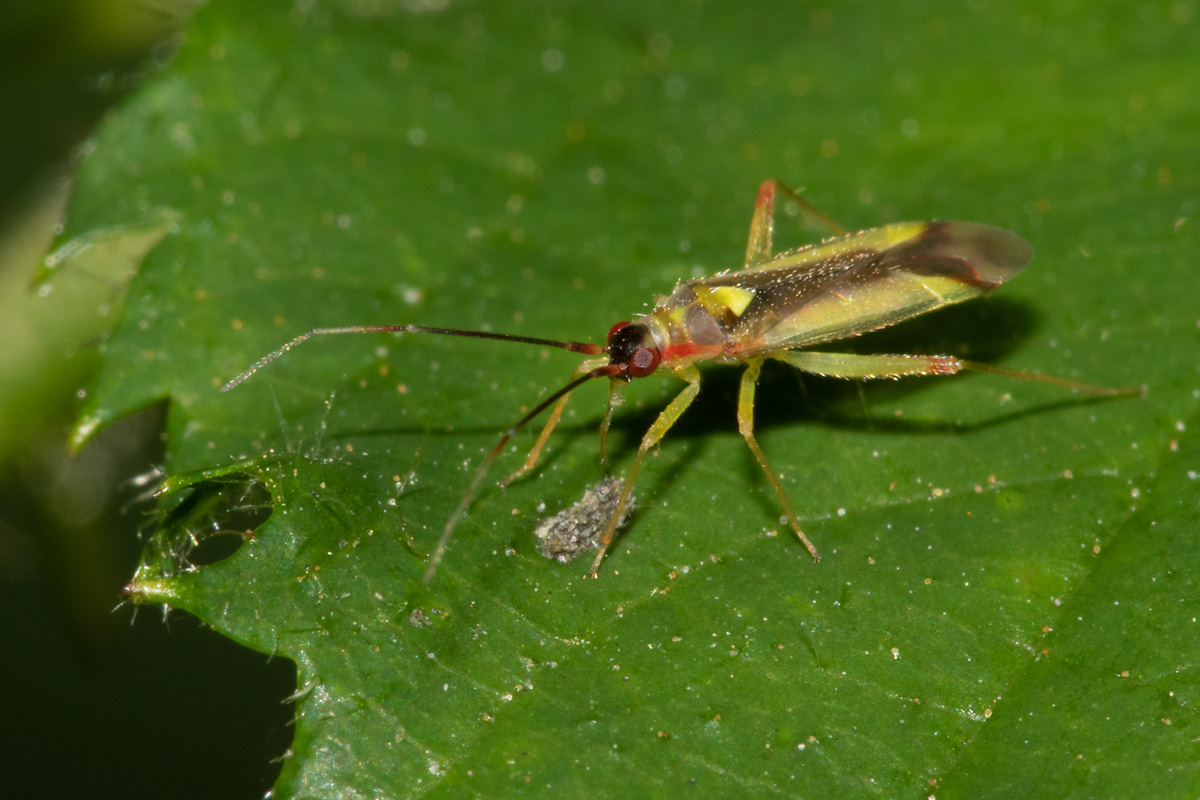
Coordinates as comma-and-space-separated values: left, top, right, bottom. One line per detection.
223, 180, 1138, 582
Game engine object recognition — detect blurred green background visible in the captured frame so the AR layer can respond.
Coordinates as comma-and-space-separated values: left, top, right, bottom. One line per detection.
0, 1, 291, 796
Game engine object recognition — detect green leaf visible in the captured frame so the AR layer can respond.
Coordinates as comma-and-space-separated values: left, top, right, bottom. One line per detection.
60, 1, 1198, 796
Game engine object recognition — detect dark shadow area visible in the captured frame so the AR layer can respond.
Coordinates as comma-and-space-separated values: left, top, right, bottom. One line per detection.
152, 475, 274, 568
0, 1, 185, 225
0, 8, 298, 794
0, 407, 295, 799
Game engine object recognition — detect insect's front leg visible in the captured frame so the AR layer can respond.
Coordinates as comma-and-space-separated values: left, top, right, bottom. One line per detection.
737, 357, 821, 561
745, 179, 848, 268
503, 356, 610, 487
587, 366, 702, 578
598, 378, 624, 473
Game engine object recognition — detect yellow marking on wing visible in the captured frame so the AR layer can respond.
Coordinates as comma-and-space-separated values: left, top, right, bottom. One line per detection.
874, 221, 930, 248
752, 221, 930, 272
694, 284, 756, 317
667, 305, 691, 328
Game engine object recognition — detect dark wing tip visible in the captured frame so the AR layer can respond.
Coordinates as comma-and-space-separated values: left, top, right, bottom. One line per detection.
931, 221, 1033, 287
882, 221, 1032, 289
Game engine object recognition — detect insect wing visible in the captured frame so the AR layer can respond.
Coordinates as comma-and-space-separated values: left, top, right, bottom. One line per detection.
706, 221, 1032, 353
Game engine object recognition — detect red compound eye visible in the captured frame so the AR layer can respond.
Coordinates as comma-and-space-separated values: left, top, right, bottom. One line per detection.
628, 346, 660, 378
607, 320, 630, 343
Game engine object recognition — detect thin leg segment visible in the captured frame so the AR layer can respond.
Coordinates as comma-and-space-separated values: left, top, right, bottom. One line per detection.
599, 378, 625, 473
738, 358, 821, 561
773, 350, 1140, 397
745, 179, 848, 268
772, 351, 966, 379
587, 366, 702, 577
504, 356, 610, 486
958, 360, 1142, 397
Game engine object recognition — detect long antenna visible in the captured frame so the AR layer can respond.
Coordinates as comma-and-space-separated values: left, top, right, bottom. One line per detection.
222, 324, 605, 391
223, 322, 621, 582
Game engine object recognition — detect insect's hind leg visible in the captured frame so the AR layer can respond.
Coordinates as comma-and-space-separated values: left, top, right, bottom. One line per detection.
745, 180, 848, 268
586, 367, 702, 577
773, 350, 1139, 397
738, 357, 822, 561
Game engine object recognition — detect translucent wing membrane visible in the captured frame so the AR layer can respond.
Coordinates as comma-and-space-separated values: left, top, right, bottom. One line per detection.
659, 221, 1032, 355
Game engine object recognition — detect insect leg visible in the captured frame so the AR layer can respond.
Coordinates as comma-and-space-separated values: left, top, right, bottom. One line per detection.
957, 361, 1141, 397
772, 351, 967, 379
745, 179, 848, 268
737, 357, 822, 561
503, 356, 610, 486
586, 366, 702, 577
773, 351, 1138, 396
598, 378, 625, 473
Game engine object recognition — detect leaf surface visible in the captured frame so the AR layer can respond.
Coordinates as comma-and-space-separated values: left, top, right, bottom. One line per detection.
61, 1, 1199, 796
